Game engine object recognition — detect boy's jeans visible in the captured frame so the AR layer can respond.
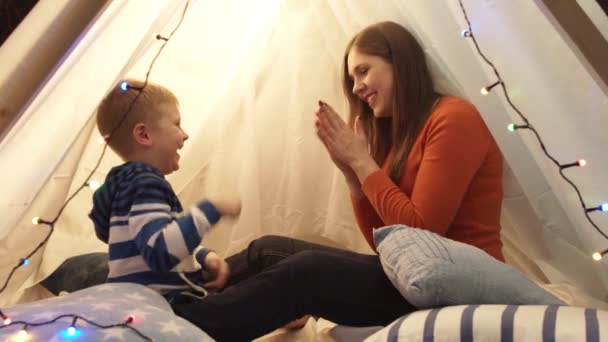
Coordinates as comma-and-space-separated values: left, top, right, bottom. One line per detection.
171, 235, 415, 342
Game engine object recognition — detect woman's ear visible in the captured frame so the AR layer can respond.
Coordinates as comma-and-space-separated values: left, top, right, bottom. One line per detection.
133, 123, 152, 146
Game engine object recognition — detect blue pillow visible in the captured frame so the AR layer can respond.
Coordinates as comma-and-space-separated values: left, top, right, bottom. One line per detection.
0, 283, 214, 341
373, 225, 564, 308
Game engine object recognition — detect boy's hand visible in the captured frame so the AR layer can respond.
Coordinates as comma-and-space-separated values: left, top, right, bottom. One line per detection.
202, 252, 230, 290
210, 198, 241, 217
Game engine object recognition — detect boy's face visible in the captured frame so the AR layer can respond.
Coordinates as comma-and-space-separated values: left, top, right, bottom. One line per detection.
148, 103, 189, 174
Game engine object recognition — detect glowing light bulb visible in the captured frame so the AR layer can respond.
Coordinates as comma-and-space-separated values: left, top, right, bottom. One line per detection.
67, 326, 76, 336
480, 80, 501, 96
461, 29, 470, 37
97, 136, 106, 144
507, 123, 516, 132
593, 252, 602, 261
577, 159, 587, 167
21, 258, 29, 266
87, 180, 101, 190
17, 328, 28, 339
120, 81, 129, 92
32, 217, 40, 225
2, 316, 11, 326
586, 203, 608, 213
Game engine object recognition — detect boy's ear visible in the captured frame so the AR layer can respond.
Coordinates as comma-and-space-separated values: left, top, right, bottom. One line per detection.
133, 123, 153, 146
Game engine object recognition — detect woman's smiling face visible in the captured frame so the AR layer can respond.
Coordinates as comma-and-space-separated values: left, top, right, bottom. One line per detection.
347, 47, 394, 118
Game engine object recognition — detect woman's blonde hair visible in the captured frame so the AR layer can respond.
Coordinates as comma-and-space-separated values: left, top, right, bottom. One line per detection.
96, 79, 178, 158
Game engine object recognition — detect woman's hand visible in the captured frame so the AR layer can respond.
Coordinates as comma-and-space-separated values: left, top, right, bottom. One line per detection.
315, 101, 367, 166
315, 101, 375, 172
315, 112, 351, 175
203, 252, 230, 291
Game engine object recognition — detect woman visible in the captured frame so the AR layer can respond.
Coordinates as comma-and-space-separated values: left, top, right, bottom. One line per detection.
172, 21, 503, 341
315, 21, 503, 260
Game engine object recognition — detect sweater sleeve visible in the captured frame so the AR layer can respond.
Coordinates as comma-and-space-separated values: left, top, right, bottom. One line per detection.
127, 174, 221, 273
350, 194, 384, 246
193, 246, 213, 270
361, 102, 491, 238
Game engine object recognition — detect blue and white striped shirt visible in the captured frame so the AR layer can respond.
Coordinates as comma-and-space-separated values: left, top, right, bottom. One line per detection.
89, 161, 220, 295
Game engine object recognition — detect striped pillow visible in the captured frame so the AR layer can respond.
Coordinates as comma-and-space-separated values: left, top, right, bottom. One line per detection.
373, 225, 563, 308
364, 305, 606, 342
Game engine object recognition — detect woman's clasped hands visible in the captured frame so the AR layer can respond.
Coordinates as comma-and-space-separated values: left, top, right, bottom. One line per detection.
314, 100, 370, 172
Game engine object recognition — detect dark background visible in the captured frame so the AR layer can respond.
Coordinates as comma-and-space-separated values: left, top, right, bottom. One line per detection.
1, 0, 39, 46
0, 0, 607, 48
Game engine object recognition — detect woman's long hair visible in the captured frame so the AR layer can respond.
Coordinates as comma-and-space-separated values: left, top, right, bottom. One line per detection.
342, 21, 440, 183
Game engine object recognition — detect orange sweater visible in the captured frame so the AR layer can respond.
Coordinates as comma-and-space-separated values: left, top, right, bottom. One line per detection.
352, 96, 504, 261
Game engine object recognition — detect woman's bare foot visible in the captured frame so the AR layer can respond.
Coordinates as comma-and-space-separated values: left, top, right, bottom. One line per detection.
283, 315, 311, 329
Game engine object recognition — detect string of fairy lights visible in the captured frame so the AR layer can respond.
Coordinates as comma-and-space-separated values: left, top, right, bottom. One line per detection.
0, 1, 191, 340
457, 0, 608, 261
1, 0, 607, 340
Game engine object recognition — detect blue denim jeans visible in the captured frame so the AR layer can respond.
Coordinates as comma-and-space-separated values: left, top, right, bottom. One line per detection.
171, 235, 415, 341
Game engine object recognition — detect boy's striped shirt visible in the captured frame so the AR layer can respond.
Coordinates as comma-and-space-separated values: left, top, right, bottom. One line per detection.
89, 161, 220, 295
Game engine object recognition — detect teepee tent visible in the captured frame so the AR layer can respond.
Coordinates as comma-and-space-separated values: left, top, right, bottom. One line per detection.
1, 0, 607, 315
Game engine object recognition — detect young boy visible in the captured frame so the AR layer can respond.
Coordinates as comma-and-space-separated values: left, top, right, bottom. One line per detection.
89, 79, 240, 301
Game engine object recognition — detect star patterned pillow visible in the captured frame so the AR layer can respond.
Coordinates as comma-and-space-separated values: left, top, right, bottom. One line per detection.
0, 283, 214, 341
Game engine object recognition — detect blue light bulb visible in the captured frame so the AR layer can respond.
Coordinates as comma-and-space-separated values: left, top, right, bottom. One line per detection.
119, 81, 129, 92
601, 203, 608, 212
62, 325, 81, 338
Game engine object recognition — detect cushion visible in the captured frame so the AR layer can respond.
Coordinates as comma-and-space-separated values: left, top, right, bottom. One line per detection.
40, 252, 109, 295
373, 224, 564, 308
364, 304, 606, 342
0, 283, 214, 341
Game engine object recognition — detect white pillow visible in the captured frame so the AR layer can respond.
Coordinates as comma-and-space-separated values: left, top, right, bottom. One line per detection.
373, 225, 564, 308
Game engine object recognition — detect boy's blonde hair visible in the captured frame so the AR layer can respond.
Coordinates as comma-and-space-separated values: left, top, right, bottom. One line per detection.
96, 79, 179, 158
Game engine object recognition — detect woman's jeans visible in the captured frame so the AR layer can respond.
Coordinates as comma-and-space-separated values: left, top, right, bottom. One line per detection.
171, 235, 415, 341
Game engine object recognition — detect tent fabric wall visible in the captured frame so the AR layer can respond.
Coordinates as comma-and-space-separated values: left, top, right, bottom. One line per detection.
0, 0, 107, 139
0, 0, 607, 309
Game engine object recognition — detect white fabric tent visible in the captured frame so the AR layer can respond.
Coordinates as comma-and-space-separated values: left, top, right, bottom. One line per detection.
1, 0, 607, 312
